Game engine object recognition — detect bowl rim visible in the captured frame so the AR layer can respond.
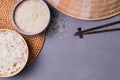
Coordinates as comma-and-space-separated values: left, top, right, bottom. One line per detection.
11, 0, 50, 36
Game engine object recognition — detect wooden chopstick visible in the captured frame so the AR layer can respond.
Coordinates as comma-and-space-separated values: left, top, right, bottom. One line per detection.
83, 28, 120, 35
74, 21, 120, 38
80, 20, 120, 33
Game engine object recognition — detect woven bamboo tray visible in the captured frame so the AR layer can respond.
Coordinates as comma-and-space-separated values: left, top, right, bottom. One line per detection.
0, 0, 45, 65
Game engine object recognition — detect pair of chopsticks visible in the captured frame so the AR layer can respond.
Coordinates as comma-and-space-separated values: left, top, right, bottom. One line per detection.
74, 21, 120, 38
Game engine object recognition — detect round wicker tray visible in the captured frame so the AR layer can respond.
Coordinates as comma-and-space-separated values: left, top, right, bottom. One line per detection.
0, 0, 45, 65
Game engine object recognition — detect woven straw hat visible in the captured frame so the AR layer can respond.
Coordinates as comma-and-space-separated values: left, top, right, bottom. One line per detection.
47, 0, 120, 20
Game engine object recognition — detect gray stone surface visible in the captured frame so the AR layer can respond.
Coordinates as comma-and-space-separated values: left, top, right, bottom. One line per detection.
1, 1, 120, 80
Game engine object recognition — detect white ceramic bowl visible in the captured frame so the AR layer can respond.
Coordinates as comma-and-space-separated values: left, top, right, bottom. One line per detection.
12, 0, 50, 35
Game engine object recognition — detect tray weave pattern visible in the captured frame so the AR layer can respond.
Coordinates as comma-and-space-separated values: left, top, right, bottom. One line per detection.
0, 0, 45, 65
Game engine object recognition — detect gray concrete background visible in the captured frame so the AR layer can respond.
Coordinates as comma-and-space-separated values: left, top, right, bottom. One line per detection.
1, 1, 120, 80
